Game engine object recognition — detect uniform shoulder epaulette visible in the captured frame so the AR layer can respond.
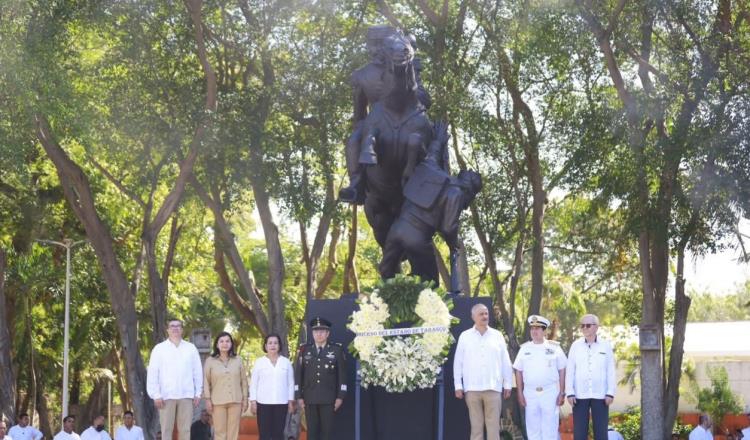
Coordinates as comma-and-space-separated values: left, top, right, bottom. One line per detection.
333, 342, 343, 347
547, 340, 560, 345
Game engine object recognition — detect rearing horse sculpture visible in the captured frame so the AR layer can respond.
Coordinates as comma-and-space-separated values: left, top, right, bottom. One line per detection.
358, 33, 435, 249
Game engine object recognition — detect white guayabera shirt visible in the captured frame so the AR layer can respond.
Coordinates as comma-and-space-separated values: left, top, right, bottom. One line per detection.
453, 326, 513, 393
146, 339, 203, 400
565, 336, 616, 400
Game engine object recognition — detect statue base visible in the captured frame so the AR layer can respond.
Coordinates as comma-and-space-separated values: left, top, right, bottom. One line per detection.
302, 294, 494, 440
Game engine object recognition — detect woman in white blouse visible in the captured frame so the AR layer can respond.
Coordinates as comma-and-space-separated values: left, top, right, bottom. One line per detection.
249, 334, 295, 440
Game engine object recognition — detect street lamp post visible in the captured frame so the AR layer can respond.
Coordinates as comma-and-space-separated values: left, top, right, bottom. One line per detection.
37, 238, 86, 421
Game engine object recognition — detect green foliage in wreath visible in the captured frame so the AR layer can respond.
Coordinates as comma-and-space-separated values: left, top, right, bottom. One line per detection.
369, 274, 435, 325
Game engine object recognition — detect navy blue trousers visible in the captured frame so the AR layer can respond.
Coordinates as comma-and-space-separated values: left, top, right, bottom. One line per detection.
572, 398, 608, 440
257, 403, 287, 440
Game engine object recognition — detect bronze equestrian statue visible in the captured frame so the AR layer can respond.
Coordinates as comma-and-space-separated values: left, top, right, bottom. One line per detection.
339, 26, 480, 290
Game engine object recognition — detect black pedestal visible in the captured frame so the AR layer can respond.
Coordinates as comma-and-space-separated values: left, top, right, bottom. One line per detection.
303, 295, 494, 440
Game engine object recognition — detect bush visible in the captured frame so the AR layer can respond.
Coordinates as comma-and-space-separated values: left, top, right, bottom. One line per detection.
612, 407, 693, 440
695, 366, 743, 431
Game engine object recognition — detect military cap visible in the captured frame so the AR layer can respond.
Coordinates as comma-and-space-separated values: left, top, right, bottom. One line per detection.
310, 316, 332, 330
528, 314, 550, 329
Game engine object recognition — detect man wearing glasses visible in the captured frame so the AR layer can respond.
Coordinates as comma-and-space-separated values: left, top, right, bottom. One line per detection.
565, 314, 616, 440
147, 318, 203, 440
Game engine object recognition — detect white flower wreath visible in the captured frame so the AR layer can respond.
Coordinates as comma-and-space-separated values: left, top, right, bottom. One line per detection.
348, 287, 456, 393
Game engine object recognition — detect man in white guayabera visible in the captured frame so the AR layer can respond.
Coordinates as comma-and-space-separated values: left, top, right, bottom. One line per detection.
566, 313, 616, 440
453, 303, 513, 440
147, 318, 203, 440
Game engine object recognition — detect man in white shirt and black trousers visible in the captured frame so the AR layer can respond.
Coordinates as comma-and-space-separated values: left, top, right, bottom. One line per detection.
453, 303, 513, 440
8, 413, 43, 440
565, 313, 616, 440
147, 318, 203, 440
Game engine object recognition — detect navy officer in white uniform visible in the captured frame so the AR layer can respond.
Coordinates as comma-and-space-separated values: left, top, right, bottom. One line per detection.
513, 315, 567, 440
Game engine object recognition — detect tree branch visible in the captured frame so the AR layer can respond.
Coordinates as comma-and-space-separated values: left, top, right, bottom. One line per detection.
87, 154, 146, 208
414, 0, 442, 26
375, 0, 404, 29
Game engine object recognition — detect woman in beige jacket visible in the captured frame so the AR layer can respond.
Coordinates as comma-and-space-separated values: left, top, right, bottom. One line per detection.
203, 332, 248, 440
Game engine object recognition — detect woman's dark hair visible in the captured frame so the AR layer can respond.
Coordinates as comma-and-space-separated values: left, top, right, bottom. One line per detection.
211, 331, 237, 357
262, 333, 283, 354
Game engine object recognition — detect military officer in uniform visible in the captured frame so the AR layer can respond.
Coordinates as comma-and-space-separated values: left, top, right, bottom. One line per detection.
294, 317, 347, 440
513, 315, 567, 440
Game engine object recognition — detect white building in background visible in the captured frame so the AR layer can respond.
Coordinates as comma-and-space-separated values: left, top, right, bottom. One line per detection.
605, 321, 750, 413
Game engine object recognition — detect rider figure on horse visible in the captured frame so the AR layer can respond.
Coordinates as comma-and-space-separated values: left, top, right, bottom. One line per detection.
339, 25, 432, 205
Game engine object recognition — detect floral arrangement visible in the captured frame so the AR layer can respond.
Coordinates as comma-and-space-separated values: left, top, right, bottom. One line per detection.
348, 275, 457, 393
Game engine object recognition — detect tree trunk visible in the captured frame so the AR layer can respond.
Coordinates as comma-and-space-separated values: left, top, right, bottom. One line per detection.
496, 46, 545, 338
343, 206, 360, 294
191, 176, 270, 335
638, 232, 665, 440
248, 173, 288, 348
113, 348, 131, 412
315, 224, 341, 299
663, 238, 693, 437
144, 239, 168, 344
0, 249, 16, 424
456, 239, 470, 295
303, 178, 335, 299
35, 115, 157, 439
25, 298, 37, 421
35, 376, 53, 439
432, 243, 451, 288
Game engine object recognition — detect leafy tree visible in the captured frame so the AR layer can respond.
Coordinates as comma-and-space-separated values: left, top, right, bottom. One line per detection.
694, 366, 744, 433
570, 0, 750, 437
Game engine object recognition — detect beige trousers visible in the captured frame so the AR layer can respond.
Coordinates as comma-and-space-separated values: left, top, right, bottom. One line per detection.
212, 403, 241, 440
465, 390, 502, 440
159, 398, 193, 440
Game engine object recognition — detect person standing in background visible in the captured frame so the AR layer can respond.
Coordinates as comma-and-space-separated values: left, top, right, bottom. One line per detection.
190, 411, 211, 440
80, 416, 111, 440
114, 411, 143, 440
1, 420, 13, 440
53, 417, 80, 440
8, 414, 43, 440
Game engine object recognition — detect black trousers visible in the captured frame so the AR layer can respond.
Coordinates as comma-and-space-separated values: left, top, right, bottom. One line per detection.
257, 403, 287, 440
572, 398, 608, 440
306, 403, 334, 440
